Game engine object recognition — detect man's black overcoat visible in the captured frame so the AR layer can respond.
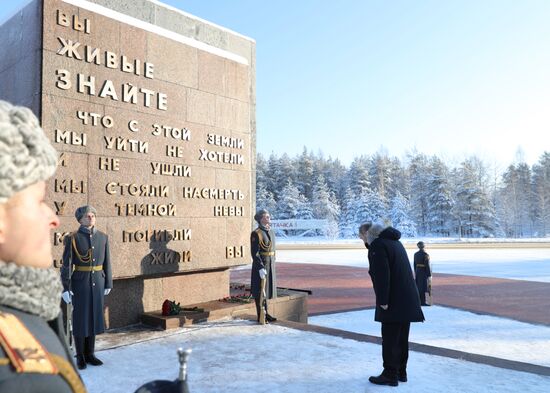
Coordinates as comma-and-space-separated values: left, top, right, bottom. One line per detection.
367, 227, 424, 323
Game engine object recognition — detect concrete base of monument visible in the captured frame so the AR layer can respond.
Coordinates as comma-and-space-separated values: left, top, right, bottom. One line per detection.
140, 288, 309, 330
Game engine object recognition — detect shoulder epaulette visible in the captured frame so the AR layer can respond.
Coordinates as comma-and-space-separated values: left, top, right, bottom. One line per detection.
0, 311, 57, 374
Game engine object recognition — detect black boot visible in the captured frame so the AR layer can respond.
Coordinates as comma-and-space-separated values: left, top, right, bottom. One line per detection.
84, 335, 103, 366
76, 355, 87, 370
85, 354, 103, 366
369, 374, 398, 387
266, 314, 277, 322
74, 336, 86, 369
398, 371, 407, 382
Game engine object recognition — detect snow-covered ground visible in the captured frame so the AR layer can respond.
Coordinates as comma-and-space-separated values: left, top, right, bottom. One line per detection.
277, 236, 550, 245
276, 247, 550, 282
311, 306, 550, 367
83, 316, 550, 393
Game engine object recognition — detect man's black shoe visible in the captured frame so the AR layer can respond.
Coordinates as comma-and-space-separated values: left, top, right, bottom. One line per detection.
76, 355, 87, 370
266, 314, 277, 322
85, 354, 103, 366
369, 374, 398, 387
398, 373, 407, 382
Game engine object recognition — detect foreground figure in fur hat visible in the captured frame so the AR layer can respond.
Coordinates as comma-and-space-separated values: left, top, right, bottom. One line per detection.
0, 100, 87, 392
250, 209, 277, 323
60, 205, 112, 370
359, 222, 424, 387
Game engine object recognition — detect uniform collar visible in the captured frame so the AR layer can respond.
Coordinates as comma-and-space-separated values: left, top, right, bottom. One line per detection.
79, 225, 96, 235
258, 224, 270, 232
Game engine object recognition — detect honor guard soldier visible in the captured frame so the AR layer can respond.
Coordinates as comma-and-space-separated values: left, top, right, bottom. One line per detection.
414, 241, 432, 306
250, 209, 277, 323
0, 100, 87, 392
61, 205, 113, 370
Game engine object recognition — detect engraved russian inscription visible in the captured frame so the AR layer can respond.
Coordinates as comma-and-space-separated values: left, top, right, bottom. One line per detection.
46, 3, 252, 281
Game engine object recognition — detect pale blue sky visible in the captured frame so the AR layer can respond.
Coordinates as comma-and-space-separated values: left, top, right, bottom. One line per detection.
2, 0, 550, 168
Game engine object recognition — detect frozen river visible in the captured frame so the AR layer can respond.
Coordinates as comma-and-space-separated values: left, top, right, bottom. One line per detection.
276, 246, 550, 282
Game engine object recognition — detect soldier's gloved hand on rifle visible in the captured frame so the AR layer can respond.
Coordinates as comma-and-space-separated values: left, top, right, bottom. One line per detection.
62, 291, 74, 304
104, 288, 111, 296
259, 268, 267, 279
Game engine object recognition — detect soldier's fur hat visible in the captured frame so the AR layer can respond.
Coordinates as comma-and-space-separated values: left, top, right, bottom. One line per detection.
254, 209, 270, 224
0, 100, 58, 204
75, 205, 97, 222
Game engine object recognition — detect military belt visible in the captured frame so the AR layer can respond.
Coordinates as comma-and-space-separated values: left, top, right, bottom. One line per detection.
259, 251, 275, 256
416, 264, 426, 268
74, 265, 103, 272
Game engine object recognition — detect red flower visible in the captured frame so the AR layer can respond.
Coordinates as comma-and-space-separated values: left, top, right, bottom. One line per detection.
162, 299, 171, 316
162, 299, 182, 316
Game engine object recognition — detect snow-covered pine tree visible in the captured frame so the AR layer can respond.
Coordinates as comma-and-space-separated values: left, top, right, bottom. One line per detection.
355, 188, 388, 226
407, 152, 430, 235
389, 191, 417, 237
256, 184, 277, 216
368, 151, 393, 203
339, 187, 358, 238
453, 157, 497, 237
294, 147, 315, 201
276, 181, 303, 219
426, 157, 454, 236
532, 152, 550, 236
311, 175, 341, 238
267, 153, 295, 201
348, 156, 370, 194
256, 153, 269, 194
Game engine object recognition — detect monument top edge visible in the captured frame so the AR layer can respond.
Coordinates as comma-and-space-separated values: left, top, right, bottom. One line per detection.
60, 0, 252, 65
147, 0, 255, 44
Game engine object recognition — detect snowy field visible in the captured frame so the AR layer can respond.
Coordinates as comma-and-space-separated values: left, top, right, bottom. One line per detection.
276, 247, 550, 282
83, 317, 550, 393
311, 306, 550, 367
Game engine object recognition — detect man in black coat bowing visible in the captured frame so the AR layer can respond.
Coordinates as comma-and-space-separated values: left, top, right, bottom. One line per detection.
359, 222, 424, 387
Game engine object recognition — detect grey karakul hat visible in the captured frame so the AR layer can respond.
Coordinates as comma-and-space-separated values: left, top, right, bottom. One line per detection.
254, 209, 269, 223
0, 100, 58, 203
75, 205, 97, 222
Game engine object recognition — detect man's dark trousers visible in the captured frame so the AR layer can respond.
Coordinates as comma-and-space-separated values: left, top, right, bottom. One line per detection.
381, 322, 410, 378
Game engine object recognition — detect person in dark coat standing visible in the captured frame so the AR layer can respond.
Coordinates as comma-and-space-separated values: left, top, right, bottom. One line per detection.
0, 100, 87, 392
414, 241, 432, 306
359, 222, 424, 387
61, 205, 113, 370
250, 209, 277, 323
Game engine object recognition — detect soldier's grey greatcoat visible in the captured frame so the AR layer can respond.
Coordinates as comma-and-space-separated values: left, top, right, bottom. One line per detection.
0, 306, 85, 393
250, 226, 277, 300
61, 227, 113, 337
413, 249, 431, 303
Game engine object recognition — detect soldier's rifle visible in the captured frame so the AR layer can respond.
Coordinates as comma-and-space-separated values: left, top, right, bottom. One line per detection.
427, 277, 433, 306
258, 276, 267, 325
64, 233, 75, 353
